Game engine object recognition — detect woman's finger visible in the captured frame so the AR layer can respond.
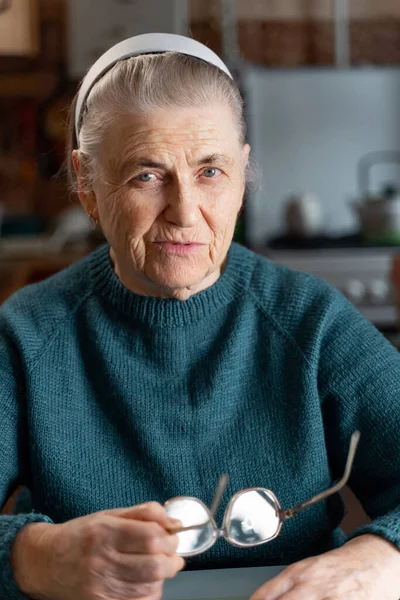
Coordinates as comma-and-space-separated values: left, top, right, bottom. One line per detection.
107, 501, 174, 527
249, 567, 295, 600
106, 551, 185, 583
268, 585, 321, 600
100, 515, 180, 555
251, 581, 321, 600
103, 578, 164, 600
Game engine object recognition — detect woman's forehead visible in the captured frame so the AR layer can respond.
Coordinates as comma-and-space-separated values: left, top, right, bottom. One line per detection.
101, 105, 241, 166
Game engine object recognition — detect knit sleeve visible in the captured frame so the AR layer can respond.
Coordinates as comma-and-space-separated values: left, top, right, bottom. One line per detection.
318, 295, 400, 549
0, 314, 54, 600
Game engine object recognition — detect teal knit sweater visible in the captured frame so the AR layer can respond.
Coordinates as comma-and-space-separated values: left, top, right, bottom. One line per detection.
1, 241, 400, 599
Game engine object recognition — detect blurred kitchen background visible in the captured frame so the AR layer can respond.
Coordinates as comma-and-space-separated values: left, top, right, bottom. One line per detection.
3, 0, 400, 532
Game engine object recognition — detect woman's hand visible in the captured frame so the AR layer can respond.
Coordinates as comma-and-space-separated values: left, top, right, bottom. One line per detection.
13, 502, 184, 600
250, 534, 400, 600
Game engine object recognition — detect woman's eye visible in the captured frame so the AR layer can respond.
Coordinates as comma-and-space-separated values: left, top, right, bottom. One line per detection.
202, 168, 221, 178
136, 172, 157, 182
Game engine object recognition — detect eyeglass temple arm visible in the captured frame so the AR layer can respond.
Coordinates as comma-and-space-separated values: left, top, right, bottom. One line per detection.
170, 474, 229, 534
280, 430, 361, 522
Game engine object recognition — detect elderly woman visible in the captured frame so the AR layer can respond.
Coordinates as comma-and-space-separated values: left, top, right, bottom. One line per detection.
1, 32, 400, 600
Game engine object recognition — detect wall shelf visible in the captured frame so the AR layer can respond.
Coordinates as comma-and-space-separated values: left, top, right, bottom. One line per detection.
0, 71, 56, 98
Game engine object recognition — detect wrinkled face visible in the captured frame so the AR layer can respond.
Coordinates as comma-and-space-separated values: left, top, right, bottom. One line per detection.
74, 103, 250, 300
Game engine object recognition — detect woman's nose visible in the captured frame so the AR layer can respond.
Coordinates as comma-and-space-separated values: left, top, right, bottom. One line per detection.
163, 181, 201, 228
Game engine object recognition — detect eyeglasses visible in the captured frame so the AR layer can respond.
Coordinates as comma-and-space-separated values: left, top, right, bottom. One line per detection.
164, 430, 360, 557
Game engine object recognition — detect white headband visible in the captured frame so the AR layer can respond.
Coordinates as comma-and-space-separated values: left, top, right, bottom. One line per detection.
74, 32, 233, 145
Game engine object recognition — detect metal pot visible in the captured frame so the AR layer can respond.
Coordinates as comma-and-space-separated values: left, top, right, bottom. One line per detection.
284, 192, 323, 237
350, 151, 400, 244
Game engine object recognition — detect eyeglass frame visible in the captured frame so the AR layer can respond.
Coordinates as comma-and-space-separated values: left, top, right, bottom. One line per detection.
165, 430, 360, 557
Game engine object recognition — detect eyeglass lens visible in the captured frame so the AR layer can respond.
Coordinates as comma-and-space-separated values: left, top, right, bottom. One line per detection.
166, 498, 216, 555
226, 490, 280, 546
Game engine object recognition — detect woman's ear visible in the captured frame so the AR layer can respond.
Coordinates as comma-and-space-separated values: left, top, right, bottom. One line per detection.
72, 150, 98, 220
240, 143, 251, 199
242, 143, 251, 170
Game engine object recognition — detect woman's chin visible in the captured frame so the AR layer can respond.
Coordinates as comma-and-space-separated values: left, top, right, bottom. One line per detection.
147, 265, 210, 293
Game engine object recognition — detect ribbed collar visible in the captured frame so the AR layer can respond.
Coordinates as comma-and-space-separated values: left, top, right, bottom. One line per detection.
89, 242, 254, 327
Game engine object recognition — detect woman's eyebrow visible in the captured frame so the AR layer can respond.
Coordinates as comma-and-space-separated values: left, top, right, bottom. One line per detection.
196, 153, 233, 166
132, 158, 166, 169
121, 153, 233, 172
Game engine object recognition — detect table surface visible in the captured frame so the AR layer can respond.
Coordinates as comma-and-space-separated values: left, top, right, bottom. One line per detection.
162, 566, 286, 600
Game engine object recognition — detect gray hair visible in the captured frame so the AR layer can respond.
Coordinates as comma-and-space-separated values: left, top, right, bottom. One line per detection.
67, 52, 257, 192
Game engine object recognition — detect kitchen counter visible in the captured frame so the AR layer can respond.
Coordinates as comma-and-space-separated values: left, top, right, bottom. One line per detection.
0, 237, 97, 303
0, 235, 94, 258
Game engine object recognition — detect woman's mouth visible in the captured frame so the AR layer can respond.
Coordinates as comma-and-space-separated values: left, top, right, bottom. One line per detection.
153, 242, 205, 255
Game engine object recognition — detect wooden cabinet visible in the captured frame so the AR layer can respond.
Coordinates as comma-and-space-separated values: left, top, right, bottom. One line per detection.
0, 0, 39, 57
190, 0, 400, 67
0, 0, 65, 99
350, 1, 400, 65
0, 0, 71, 221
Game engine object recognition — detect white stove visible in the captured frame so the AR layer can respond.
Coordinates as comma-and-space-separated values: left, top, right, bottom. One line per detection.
255, 246, 398, 328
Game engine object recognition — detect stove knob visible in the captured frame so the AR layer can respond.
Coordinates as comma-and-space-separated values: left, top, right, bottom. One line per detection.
343, 280, 366, 304
367, 279, 389, 304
